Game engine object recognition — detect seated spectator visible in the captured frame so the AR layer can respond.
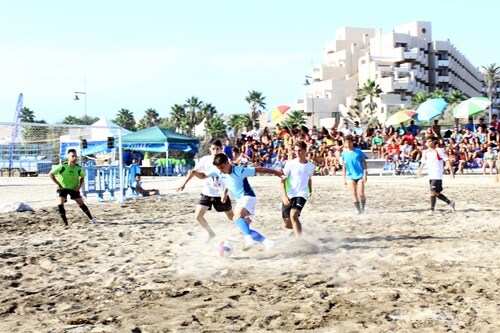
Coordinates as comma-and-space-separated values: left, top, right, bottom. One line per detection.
396, 122, 407, 136
402, 131, 416, 145
399, 142, 412, 162
477, 118, 487, 132
464, 118, 476, 132
371, 131, 384, 159
487, 127, 498, 147
409, 141, 422, 162
450, 127, 463, 143
476, 126, 487, 144
456, 146, 470, 174
351, 121, 364, 136
482, 145, 496, 175
321, 150, 341, 176
384, 139, 401, 163
340, 122, 351, 136
131, 174, 160, 196
431, 119, 442, 138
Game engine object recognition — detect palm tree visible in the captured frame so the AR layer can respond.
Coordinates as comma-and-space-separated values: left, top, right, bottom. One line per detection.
357, 79, 382, 123
169, 104, 187, 130
281, 110, 305, 128
411, 91, 430, 107
199, 103, 218, 121
20, 107, 35, 123
430, 89, 446, 99
481, 63, 500, 120
245, 90, 267, 127
114, 108, 136, 131
205, 117, 227, 139
184, 96, 203, 133
61, 115, 82, 125
137, 108, 161, 129
228, 114, 251, 138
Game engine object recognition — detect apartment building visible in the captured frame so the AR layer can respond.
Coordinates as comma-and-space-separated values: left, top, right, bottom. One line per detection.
297, 21, 484, 127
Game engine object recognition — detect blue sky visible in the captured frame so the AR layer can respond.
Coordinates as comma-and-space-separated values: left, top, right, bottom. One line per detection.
0, 0, 498, 124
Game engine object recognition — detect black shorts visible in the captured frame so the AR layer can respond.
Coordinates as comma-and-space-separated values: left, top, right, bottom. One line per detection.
429, 179, 443, 193
198, 194, 232, 212
57, 189, 82, 200
282, 197, 307, 219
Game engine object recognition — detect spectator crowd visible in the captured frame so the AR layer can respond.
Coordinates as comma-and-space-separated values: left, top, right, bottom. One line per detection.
225, 115, 500, 176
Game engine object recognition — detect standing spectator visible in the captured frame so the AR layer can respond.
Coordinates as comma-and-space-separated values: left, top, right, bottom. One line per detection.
406, 120, 420, 136
464, 118, 476, 132
223, 139, 233, 160
431, 119, 442, 138
417, 136, 455, 213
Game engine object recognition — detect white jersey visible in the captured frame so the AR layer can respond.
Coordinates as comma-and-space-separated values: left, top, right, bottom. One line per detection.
194, 155, 224, 197
282, 158, 315, 199
421, 148, 448, 180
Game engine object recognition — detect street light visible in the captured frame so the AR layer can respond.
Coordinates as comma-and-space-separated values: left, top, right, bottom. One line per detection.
303, 75, 314, 128
74, 91, 87, 124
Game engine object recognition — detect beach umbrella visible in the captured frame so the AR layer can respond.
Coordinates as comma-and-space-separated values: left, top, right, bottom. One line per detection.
452, 97, 491, 119
268, 105, 291, 123
415, 98, 448, 122
384, 110, 417, 126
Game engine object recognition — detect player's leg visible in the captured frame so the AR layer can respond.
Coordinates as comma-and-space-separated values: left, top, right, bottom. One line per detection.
348, 179, 362, 214
194, 204, 215, 238
358, 179, 366, 212
57, 193, 68, 226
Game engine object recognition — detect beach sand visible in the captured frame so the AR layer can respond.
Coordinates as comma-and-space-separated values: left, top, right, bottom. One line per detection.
0, 174, 499, 332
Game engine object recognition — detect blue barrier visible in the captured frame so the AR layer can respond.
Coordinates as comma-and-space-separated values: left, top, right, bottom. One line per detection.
83, 165, 125, 201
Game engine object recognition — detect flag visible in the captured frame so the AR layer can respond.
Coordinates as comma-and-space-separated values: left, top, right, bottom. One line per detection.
9, 93, 23, 172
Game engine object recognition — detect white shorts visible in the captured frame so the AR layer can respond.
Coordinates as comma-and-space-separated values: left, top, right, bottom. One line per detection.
235, 196, 257, 216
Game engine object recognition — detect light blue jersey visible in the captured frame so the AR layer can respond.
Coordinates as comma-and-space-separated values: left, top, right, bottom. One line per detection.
207, 165, 256, 199
341, 148, 367, 180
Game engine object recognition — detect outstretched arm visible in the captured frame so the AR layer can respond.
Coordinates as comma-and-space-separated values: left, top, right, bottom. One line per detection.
255, 166, 283, 177
176, 169, 197, 192
190, 169, 209, 180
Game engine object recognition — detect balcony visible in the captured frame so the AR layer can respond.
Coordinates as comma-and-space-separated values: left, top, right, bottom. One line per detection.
438, 76, 450, 83
403, 50, 418, 60
437, 60, 450, 67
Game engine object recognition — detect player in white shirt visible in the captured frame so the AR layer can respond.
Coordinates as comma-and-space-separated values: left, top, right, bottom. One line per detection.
280, 141, 315, 238
417, 136, 455, 213
177, 139, 234, 239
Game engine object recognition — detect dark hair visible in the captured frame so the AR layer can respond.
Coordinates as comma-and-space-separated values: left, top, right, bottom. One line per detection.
135, 173, 142, 177
68, 148, 77, 155
295, 140, 307, 150
213, 153, 229, 166
209, 138, 223, 147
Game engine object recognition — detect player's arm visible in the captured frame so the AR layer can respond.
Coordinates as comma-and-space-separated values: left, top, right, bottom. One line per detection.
190, 169, 209, 179
255, 166, 283, 177
177, 168, 198, 192
362, 158, 368, 182
76, 175, 84, 191
49, 169, 63, 190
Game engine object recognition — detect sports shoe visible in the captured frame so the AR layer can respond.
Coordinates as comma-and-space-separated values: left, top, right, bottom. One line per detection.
244, 235, 256, 246
449, 201, 455, 213
90, 218, 97, 224
262, 238, 275, 251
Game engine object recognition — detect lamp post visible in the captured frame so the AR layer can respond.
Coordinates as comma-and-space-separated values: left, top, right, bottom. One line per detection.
74, 79, 87, 125
303, 75, 314, 128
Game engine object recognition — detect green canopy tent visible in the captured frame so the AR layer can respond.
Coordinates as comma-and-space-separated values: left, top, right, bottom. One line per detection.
121, 126, 199, 175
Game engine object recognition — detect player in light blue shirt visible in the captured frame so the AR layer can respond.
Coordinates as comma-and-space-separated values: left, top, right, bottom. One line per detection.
341, 135, 368, 214
191, 153, 283, 249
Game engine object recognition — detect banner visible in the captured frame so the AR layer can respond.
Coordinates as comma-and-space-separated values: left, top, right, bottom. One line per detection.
9, 93, 23, 172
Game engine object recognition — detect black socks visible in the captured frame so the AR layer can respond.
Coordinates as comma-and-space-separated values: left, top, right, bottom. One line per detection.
58, 205, 68, 225
80, 204, 93, 219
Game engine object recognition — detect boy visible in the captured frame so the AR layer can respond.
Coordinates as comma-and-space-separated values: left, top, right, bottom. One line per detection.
191, 153, 282, 249
132, 174, 160, 196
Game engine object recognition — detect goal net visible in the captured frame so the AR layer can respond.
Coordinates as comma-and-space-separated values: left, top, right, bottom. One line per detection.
0, 121, 125, 208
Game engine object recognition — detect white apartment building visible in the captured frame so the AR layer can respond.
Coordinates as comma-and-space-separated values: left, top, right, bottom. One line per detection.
296, 21, 484, 127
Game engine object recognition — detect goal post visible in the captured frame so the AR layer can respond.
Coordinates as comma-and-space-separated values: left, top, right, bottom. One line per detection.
0, 121, 125, 204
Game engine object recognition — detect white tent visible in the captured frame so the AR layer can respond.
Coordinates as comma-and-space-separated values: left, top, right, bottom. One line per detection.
59, 118, 131, 157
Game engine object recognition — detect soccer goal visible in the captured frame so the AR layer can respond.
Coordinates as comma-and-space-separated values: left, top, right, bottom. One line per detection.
0, 121, 126, 206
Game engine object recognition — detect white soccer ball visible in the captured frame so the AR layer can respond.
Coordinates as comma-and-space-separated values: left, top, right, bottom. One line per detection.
216, 240, 234, 258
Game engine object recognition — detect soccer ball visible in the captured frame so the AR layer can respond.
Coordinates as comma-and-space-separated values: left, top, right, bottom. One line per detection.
216, 240, 233, 258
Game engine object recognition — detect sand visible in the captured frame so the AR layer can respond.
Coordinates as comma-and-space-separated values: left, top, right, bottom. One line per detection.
0, 174, 499, 332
